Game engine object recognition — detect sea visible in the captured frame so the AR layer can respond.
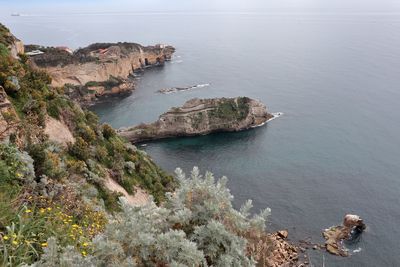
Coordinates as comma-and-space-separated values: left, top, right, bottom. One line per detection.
2, 5, 400, 266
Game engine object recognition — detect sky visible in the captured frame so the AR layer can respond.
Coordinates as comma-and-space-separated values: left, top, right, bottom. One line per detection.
1, 0, 400, 14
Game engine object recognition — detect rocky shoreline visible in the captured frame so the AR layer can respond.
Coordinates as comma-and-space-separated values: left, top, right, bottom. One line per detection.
118, 97, 274, 143
26, 42, 175, 104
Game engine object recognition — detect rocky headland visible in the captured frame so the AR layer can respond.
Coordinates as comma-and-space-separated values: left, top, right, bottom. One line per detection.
119, 97, 274, 143
26, 42, 175, 104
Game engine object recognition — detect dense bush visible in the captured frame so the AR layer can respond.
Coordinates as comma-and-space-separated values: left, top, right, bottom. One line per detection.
30, 168, 270, 266
0, 144, 35, 185
68, 137, 90, 161
27, 143, 66, 180
0, 200, 106, 266
101, 124, 115, 140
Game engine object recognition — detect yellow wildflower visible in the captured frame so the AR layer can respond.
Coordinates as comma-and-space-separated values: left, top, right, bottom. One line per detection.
12, 241, 18, 246
3, 236, 9, 240
82, 242, 89, 247
41, 242, 48, 247
81, 250, 87, 257
47, 207, 52, 211
40, 208, 46, 213
25, 209, 32, 213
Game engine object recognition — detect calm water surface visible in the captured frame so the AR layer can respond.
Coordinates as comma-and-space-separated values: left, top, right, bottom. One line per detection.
2, 10, 400, 266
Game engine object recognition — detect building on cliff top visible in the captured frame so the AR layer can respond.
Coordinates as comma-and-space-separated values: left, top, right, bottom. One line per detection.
26, 50, 44, 56
56, 46, 73, 54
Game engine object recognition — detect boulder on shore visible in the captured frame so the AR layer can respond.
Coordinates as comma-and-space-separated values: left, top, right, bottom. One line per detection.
118, 97, 274, 143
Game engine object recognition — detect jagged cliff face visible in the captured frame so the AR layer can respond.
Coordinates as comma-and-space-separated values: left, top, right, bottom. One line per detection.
9, 39, 24, 59
29, 43, 175, 87
119, 97, 273, 143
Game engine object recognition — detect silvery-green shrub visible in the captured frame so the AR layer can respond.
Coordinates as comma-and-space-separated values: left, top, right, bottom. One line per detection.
33, 167, 270, 266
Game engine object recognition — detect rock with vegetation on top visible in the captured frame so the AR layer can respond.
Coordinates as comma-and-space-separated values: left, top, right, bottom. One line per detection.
27, 43, 175, 87
118, 97, 274, 143
26, 42, 175, 104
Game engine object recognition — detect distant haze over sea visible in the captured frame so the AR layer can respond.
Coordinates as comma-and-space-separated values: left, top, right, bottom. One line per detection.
2, 1, 400, 265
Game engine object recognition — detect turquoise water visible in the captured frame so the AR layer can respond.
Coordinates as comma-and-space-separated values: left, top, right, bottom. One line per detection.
2, 9, 400, 266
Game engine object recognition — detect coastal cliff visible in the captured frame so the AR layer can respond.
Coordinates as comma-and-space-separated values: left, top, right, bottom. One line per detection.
27, 42, 175, 104
119, 97, 273, 143
0, 23, 307, 267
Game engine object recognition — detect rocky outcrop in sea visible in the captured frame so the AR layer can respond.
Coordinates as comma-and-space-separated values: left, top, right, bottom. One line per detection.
118, 97, 274, 143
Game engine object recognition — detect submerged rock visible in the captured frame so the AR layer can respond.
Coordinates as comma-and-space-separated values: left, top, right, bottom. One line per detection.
157, 83, 210, 94
118, 97, 275, 143
323, 214, 366, 256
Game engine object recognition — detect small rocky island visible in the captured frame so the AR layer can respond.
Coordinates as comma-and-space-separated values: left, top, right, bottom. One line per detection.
323, 214, 366, 257
118, 97, 274, 143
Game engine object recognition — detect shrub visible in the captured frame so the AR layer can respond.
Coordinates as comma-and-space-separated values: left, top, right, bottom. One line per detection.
68, 137, 90, 161
0, 43, 8, 57
0, 144, 35, 184
101, 124, 115, 140
94, 145, 108, 164
0, 201, 107, 266
0, 160, 12, 184
32, 168, 270, 266
76, 123, 97, 144
65, 159, 87, 174
84, 111, 98, 129
28, 143, 66, 180
46, 96, 68, 119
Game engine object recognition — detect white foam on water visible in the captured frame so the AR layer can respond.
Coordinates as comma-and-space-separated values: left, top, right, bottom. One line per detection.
193, 83, 210, 88
251, 112, 283, 128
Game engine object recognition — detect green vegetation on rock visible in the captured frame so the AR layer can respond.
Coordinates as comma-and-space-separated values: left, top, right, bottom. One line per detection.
210, 97, 250, 121
0, 23, 175, 265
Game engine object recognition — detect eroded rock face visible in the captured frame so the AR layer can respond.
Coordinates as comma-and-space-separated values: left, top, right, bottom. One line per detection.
27, 43, 174, 104
323, 214, 366, 257
29, 43, 175, 87
119, 97, 274, 143
0, 86, 18, 141
9, 39, 24, 59
44, 116, 75, 147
